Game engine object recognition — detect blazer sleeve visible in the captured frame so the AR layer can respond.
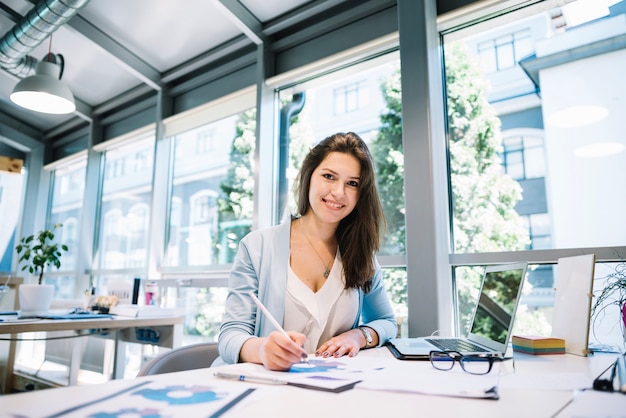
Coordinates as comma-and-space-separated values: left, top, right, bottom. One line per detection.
217, 234, 259, 364
216, 220, 291, 365
360, 258, 398, 346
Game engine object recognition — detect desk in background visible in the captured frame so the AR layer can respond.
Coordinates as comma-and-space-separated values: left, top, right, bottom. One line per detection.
0, 314, 183, 394
0, 347, 623, 417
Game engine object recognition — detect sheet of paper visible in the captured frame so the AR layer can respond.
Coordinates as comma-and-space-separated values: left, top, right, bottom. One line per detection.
356, 361, 500, 399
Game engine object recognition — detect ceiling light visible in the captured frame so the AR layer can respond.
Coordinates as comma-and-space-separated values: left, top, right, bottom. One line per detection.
10, 59, 75, 115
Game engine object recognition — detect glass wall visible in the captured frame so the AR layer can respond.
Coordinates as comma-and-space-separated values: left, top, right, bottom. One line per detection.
45, 155, 87, 299
165, 110, 256, 268
275, 51, 408, 333
92, 132, 155, 294
162, 103, 256, 344
10, 1, 626, 381
441, 0, 626, 349
0, 168, 24, 273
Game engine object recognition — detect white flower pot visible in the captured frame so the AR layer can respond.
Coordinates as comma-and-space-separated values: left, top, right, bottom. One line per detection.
18, 284, 54, 316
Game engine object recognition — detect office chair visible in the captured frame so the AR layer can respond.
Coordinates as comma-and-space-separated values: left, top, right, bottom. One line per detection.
137, 342, 219, 376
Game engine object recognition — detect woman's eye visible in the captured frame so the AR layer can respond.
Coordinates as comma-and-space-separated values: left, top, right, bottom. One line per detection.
322, 173, 334, 180
348, 181, 359, 188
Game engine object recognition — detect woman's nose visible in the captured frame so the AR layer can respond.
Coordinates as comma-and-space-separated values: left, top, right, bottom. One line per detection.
330, 182, 345, 196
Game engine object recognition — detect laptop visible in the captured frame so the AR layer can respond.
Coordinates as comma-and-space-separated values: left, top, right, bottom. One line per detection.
386, 262, 528, 360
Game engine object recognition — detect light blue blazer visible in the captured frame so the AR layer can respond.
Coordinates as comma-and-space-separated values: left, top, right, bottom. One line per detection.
216, 217, 397, 365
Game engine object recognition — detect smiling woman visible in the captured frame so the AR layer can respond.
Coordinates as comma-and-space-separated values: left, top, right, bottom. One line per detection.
217, 132, 397, 370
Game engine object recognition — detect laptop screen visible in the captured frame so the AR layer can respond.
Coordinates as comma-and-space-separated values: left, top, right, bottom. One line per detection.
468, 263, 527, 346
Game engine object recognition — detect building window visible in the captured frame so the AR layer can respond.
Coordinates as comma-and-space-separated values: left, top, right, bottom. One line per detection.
165, 110, 255, 267
95, 134, 155, 271
477, 29, 533, 73
196, 129, 216, 154
333, 80, 369, 115
501, 133, 545, 180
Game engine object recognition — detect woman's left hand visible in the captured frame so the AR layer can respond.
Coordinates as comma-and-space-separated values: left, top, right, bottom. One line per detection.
315, 328, 363, 358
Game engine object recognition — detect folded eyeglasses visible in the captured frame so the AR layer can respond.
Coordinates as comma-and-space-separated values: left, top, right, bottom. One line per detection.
429, 350, 509, 375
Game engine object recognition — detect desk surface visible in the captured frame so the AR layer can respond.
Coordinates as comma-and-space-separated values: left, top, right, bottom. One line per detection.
0, 314, 184, 334
0, 347, 623, 418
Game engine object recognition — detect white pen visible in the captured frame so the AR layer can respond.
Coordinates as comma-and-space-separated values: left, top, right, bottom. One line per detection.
214, 371, 287, 385
248, 291, 309, 362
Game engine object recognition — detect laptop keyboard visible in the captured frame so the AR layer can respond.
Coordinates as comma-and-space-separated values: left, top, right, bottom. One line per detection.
425, 338, 489, 353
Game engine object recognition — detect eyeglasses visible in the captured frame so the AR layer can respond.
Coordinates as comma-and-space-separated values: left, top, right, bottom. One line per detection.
429, 350, 507, 375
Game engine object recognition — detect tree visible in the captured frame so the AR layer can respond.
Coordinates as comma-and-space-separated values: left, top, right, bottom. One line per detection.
370, 66, 405, 256
445, 41, 529, 332
372, 42, 529, 329
216, 109, 257, 263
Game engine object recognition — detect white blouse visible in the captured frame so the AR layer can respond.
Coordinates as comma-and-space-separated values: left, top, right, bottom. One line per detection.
284, 252, 359, 353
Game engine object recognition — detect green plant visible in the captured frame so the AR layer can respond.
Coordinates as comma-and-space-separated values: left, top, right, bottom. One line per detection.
15, 223, 69, 285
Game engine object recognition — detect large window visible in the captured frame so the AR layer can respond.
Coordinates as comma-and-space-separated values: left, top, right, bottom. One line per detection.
45, 155, 87, 299
165, 111, 255, 267
0, 167, 24, 273
275, 51, 408, 332
442, 0, 626, 345
93, 133, 155, 277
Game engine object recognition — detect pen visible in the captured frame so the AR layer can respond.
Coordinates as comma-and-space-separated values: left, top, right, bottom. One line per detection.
248, 291, 309, 362
214, 371, 288, 385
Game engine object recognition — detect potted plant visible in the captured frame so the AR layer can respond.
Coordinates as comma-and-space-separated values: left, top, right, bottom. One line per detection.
591, 263, 626, 348
15, 223, 69, 316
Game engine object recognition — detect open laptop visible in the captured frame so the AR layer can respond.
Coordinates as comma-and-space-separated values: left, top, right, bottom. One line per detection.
386, 262, 528, 360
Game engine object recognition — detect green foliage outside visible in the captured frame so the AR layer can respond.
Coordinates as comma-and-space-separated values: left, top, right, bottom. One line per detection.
215, 109, 257, 264
194, 41, 540, 338
191, 100, 311, 338
370, 42, 531, 334
444, 42, 529, 333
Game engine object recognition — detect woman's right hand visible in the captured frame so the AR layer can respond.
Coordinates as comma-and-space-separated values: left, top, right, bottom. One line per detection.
259, 330, 307, 371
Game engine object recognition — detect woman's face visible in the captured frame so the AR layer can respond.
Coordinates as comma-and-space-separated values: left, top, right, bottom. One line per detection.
307, 151, 361, 225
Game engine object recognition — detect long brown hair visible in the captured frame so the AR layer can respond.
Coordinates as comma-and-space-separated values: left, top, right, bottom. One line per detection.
294, 132, 386, 292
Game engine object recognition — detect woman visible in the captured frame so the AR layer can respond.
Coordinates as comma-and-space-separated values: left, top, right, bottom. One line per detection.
217, 132, 397, 370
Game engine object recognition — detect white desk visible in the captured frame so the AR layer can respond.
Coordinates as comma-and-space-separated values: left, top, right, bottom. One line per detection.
0, 314, 183, 394
0, 347, 623, 417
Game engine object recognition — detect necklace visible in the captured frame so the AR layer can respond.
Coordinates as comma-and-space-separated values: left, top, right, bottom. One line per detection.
300, 219, 334, 279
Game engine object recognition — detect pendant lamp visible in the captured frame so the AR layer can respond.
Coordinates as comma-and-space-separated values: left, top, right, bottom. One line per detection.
10, 57, 76, 115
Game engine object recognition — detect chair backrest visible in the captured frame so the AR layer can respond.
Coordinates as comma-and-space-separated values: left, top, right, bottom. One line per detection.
137, 342, 219, 376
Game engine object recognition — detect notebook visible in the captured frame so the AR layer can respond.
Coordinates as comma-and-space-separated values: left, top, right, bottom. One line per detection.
386, 262, 528, 360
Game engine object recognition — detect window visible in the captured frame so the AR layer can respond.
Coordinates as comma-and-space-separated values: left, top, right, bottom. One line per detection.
477, 29, 533, 73
94, 133, 155, 273
275, 51, 407, 331
333, 80, 369, 115
165, 110, 255, 268
0, 168, 24, 273
45, 155, 87, 298
443, 1, 626, 343
501, 132, 545, 180
48, 157, 86, 269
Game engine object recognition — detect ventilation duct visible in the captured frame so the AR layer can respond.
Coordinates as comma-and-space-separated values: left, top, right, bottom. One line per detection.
0, 0, 90, 78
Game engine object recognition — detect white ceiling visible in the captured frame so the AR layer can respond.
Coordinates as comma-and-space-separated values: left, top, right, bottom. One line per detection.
0, 0, 338, 136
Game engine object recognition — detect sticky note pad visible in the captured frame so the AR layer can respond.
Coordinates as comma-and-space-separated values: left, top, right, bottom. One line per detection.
512, 335, 566, 355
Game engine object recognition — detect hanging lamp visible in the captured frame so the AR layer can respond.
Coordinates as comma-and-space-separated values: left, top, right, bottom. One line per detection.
10, 35, 75, 115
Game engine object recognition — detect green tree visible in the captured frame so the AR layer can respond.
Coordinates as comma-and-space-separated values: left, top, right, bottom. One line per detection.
216, 109, 257, 264
446, 41, 528, 255
192, 110, 256, 339
445, 41, 529, 332
370, 66, 405, 256
372, 42, 529, 329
